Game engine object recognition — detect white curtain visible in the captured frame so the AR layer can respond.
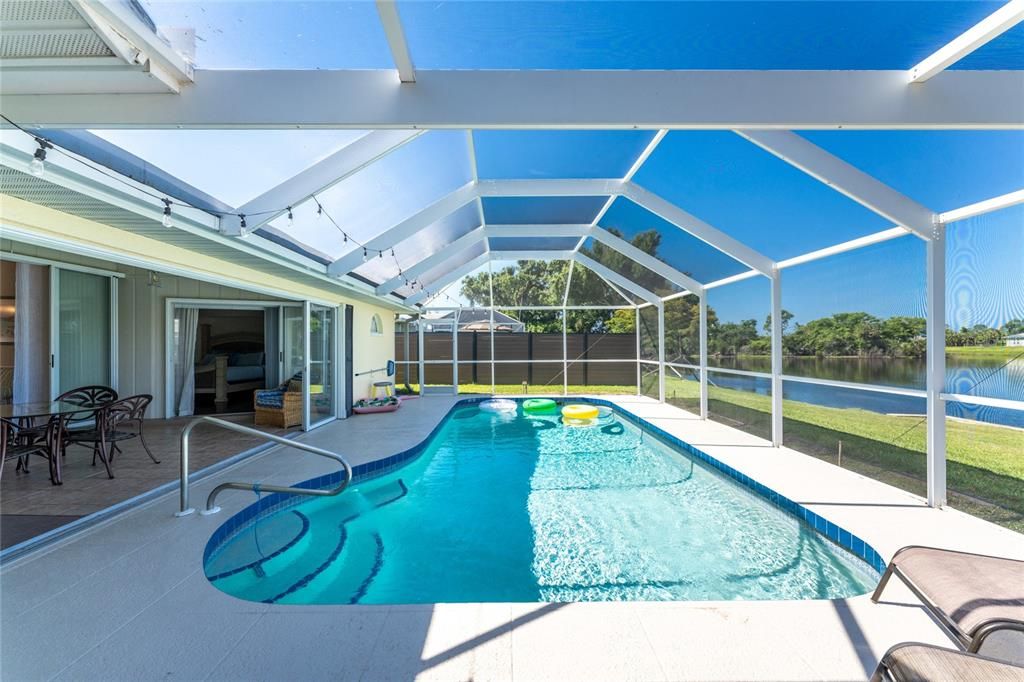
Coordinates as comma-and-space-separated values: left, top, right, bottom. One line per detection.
13, 263, 50, 404
173, 306, 199, 416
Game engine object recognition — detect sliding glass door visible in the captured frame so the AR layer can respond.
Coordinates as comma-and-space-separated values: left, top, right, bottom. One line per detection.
306, 303, 337, 429
52, 269, 115, 396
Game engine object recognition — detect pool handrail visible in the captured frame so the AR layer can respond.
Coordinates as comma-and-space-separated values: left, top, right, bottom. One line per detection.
176, 416, 352, 517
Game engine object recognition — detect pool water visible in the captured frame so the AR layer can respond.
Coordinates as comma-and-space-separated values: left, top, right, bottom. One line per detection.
205, 403, 879, 605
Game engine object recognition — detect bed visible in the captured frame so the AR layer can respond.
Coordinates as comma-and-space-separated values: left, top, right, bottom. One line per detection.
194, 336, 266, 412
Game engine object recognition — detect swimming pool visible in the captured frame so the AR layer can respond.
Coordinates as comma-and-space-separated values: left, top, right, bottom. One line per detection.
204, 399, 881, 605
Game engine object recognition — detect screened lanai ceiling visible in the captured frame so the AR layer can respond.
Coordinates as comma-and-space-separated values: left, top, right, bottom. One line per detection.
0, 0, 1022, 309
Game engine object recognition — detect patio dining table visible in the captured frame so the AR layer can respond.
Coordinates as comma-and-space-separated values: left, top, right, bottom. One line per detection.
1, 401, 100, 484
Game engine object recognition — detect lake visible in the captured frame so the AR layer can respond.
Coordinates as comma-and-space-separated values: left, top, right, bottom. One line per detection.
674, 355, 1024, 429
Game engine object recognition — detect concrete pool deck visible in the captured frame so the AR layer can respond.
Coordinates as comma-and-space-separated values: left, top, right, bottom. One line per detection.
2, 395, 1022, 681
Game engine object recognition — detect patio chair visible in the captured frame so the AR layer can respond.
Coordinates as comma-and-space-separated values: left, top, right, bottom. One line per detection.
870, 642, 1024, 682
54, 385, 119, 446
872, 546, 1024, 654
1, 416, 63, 485
64, 394, 158, 478
254, 371, 303, 428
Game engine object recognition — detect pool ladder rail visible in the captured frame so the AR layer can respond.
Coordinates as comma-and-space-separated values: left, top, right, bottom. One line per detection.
176, 416, 353, 517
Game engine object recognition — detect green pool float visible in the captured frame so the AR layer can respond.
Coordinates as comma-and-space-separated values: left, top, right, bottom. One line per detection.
523, 398, 558, 414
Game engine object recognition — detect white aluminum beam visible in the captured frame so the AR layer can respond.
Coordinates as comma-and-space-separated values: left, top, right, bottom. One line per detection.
591, 226, 703, 294
67, 0, 194, 91
375, 0, 416, 83
939, 188, 1024, 223
0, 141, 413, 310
770, 268, 784, 447
623, 182, 775, 276
490, 250, 575, 261
777, 227, 911, 269
583, 129, 668, 250
702, 225, 912, 290
375, 226, 487, 295
926, 227, 947, 507
406, 252, 490, 305
485, 225, 592, 238
225, 130, 423, 234
327, 182, 477, 276
657, 302, 666, 402
699, 296, 709, 419
736, 130, 937, 240
6, 70, 1021, 129
910, 0, 1024, 83
574, 253, 660, 305
476, 178, 623, 197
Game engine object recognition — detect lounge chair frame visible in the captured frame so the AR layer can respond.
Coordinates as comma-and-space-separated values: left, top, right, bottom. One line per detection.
872, 545, 1024, 653
870, 641, 1024, 682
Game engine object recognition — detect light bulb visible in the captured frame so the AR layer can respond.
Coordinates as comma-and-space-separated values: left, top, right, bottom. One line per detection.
362, 248, 369, 262
30, 139, 48, 177
161, 200, 173, 228
286, 207, 294, 229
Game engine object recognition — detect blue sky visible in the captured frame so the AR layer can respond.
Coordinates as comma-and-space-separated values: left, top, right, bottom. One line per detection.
141, 1, 1021, 71
104, 3, 1024, 325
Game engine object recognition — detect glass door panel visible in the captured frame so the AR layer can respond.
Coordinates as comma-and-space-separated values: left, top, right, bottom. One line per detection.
282, 306, 305, 384
308, 304, 336, 426
55, 270, 111, 395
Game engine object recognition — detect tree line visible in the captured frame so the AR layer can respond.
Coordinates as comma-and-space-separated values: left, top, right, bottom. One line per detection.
458, 228, 1022, 359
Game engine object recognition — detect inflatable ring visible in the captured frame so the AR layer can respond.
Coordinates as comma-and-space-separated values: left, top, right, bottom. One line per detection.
523, 398, 558, 414
562, 404, 599, 421
595, 406, 614, 420
479, 399, 518, 413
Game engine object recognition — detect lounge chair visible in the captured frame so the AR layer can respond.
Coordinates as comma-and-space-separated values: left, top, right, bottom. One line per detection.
870, 642, 1024, 682
872, 545, 1024, 654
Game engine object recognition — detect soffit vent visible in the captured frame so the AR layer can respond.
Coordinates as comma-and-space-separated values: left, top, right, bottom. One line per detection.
0, 168, 358, 298
1, 1, 81, 24
1, 30, 114, 58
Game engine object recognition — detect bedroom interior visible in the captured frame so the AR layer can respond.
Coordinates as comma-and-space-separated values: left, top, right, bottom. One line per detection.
192, 308, 268, 415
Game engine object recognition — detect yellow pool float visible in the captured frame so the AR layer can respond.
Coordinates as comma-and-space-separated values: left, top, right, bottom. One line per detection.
561, 404, 599, 421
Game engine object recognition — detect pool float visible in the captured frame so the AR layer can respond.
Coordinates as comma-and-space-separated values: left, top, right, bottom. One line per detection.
594, 406, 614, 420
561, 404, 599, 421
352, 396, 401, 414
523, 398, 558, 414
479, 399, 518, 413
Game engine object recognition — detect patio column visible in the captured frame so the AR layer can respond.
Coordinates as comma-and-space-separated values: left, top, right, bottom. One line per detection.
452, 309, 459, 395
699, 294, 708, 419
562, 307, 569, 396
657, 302, 666, 402
926, 224, 947, 507
770, 268, 783, 447
635, 306, 641, 396
417, 315, 425, 396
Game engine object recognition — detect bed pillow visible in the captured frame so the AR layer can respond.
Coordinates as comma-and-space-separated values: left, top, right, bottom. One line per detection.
234, 352, 265, 367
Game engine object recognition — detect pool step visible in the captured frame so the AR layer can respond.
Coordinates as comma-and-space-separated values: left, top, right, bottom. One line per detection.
275, 529, 384, 604
205, 510, 311, 583
270, 479, 407, 604
211, 515, 346, 604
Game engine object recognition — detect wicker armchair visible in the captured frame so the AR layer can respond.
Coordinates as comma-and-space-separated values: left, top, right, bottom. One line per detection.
254, 372, 303, 428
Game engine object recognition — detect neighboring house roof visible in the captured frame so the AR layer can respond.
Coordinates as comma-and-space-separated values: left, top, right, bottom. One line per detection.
440, 309, 521, 325
1008, 333, 1024, 339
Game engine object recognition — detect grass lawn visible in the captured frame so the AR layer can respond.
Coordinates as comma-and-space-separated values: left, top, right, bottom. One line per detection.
656, 375, 1024, 533
408, 378, 1023, 532
946, 345, 1023, 359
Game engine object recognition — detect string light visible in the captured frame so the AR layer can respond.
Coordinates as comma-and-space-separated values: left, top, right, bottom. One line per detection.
30, 138, 51, 177
161, 198, 173, 228
1, 115, 424, 290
